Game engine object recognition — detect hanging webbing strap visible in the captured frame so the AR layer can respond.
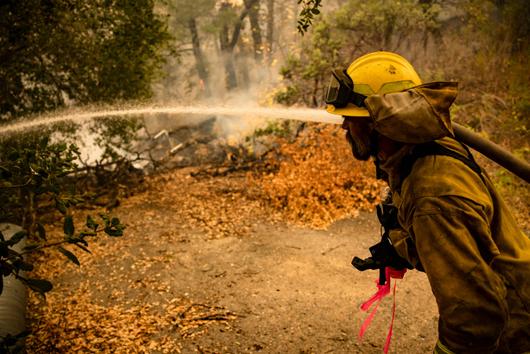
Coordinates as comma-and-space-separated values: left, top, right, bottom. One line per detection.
399, 141, 485, 189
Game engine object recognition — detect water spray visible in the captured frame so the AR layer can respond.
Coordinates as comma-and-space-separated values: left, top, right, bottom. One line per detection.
0, 105, 342, 136
0, 104, 527, 182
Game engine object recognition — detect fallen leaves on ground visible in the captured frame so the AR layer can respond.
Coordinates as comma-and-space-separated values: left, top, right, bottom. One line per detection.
252, 124, 384, 228
27, 288, 236, 353
26, 215, 240, 353
132, 167, 278, 239
25, 164, 280, 352
25, 123, 383, 352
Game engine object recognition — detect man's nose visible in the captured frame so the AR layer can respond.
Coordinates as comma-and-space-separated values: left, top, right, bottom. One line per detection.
341, 118, 349, 130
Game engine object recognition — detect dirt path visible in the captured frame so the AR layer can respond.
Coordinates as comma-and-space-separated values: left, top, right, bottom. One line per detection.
27, 170, 439, 353
157, 216, 439, 353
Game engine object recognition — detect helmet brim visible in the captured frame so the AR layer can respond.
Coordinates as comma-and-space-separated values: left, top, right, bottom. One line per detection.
326, 103, 370, 117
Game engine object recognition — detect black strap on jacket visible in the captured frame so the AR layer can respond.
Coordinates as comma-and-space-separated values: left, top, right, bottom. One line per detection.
399, 141, 484, 191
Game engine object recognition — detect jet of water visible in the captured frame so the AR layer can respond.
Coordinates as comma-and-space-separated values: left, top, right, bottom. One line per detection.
0, 105, 344, 135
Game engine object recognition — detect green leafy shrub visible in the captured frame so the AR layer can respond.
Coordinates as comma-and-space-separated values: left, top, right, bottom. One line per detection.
0, 130, 125, 297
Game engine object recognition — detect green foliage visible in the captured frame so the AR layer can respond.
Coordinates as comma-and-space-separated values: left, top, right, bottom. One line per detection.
0, 212, 125, 296
169, 0, 216, 22
464, 0, 529, 53
252, 121, 291, 138
90, 1, 172, 102
0, 132, 80, 231
0, 131, 126, 300
277, 20, 343, 106
440, 0, 530, 146
89, 117, 145, 165
297, 0, 324, 34
277, 0, 528, 122
0, 1, 161, 349
0, 0, 170, 121
333, 0, 440, 49
274, 86, 301, 106
167, 0, 216, 41
277, 0, 443, 106
214, 1, 241, 29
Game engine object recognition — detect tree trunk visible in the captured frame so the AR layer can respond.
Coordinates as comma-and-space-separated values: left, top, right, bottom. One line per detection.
188, 18, 210, 96
220, 18, 238, 90
218, 0, 258, 90
223, 52, 238, 90
266, 0, 274, 63
245, 0, 263, 61
311, 77, 319, 107
383, 15, 395, 49
238, 54, 250, 89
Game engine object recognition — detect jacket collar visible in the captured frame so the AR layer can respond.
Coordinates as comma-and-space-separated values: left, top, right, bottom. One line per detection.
378, 144, 414, 191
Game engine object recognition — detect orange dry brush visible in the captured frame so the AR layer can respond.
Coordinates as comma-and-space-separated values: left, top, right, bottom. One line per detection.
257, 124, 384, 229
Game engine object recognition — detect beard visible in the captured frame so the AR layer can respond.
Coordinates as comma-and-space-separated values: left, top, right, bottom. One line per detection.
345, 130, 374, 161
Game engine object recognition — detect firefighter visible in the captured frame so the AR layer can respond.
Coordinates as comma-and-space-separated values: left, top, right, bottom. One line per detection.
325, 51, 530, 353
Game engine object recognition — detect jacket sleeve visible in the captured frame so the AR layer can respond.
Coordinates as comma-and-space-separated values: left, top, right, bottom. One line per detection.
409, 195, 509, 354
388, 227, 424, 271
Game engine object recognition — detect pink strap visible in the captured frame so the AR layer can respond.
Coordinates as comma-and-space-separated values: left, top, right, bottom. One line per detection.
383, 281, 398, 353
387, 267, 407, 280
359, 281, 390, 312
358, 298, 380, 339
358, 267, 407, 353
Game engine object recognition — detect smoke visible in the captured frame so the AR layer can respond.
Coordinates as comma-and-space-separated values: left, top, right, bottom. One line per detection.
0, 3, 320, 164
151, 1, 302, 144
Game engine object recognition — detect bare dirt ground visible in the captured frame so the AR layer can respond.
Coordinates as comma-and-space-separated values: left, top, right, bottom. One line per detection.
27, 168, 439, 353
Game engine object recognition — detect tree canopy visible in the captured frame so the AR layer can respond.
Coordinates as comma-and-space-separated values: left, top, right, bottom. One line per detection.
0, 0, 170, 121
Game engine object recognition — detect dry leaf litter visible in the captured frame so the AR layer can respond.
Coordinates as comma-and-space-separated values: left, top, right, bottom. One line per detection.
255, 124, 384, 229
26, 124, 384, 352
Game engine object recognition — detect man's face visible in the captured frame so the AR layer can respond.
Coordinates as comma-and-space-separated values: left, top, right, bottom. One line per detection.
341, 117, 375, 161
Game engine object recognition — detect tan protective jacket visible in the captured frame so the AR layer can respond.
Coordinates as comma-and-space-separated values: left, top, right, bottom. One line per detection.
365, 83, 530, 354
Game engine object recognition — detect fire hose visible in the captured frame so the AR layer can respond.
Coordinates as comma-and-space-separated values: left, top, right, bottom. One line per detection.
452, 122, 530, 184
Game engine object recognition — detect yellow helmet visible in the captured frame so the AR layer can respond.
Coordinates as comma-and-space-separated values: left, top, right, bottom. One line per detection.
325, 51, 422, 117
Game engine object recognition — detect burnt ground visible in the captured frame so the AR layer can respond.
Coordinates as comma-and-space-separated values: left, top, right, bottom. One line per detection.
27, 168, 439, 354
